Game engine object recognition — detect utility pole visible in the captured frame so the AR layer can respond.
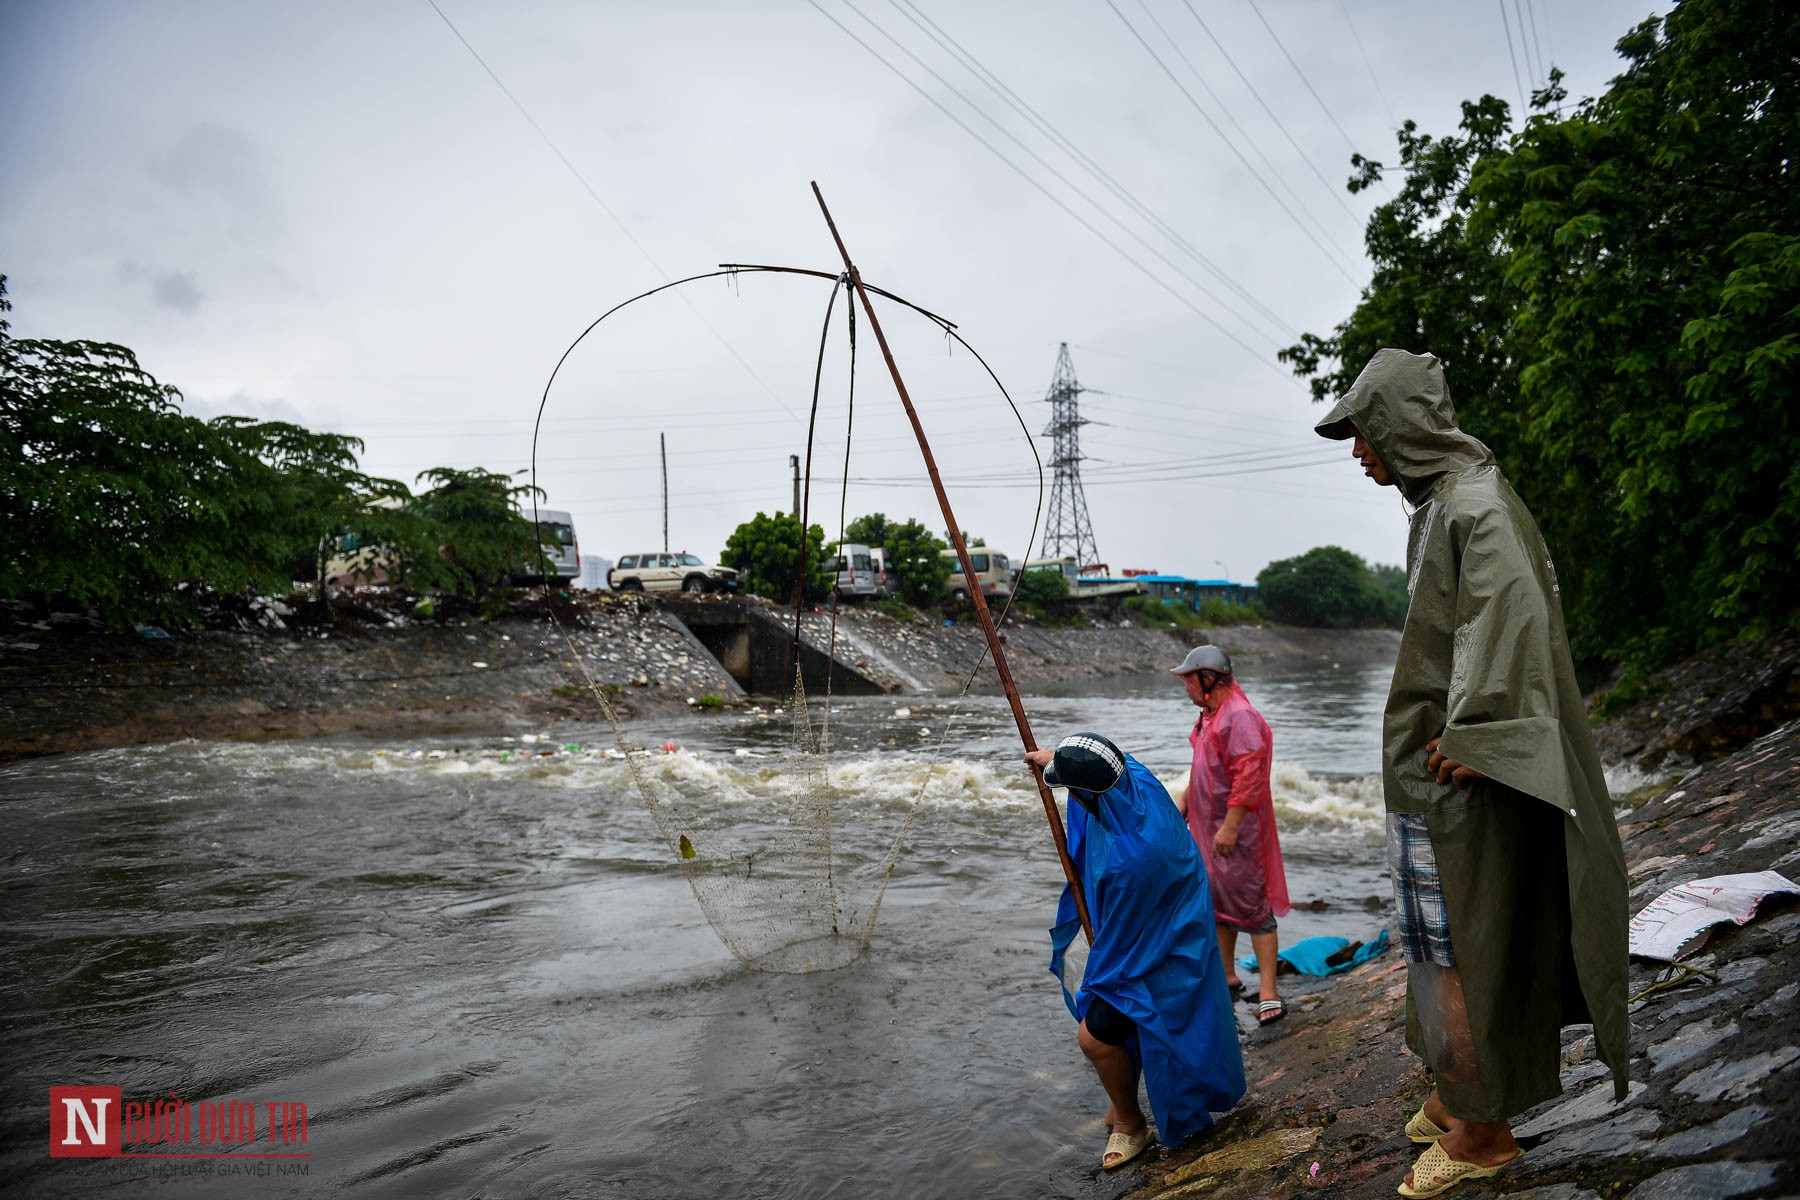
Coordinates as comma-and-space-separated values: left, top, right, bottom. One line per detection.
661, 433, 669, 553
790, 454, 801, 519
1041, 343, 1100, 570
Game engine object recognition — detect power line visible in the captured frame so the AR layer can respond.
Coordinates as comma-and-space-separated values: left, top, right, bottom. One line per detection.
1511, 0, 1539, 83
1497, 0, 1528, 113
1173, 0, 1363, 223
1335, 0, 1399, 133
1102, 0, 1361, 284
1243, 0, 1366, 161
806, 0, 1296, 377
887, 0, 1299, 339
838, 0, 1291, 351
423, 0, 802, 424
1132, 0, 1350, 253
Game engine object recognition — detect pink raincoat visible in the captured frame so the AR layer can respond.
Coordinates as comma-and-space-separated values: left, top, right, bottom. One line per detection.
1185, 680, 1290, 928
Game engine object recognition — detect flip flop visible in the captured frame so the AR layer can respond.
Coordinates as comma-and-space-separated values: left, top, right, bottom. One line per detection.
1226, 977, 1245, 998
1102, 1128, 1151, 1170
1405, 1107, 1449, 1144
1257, 998, 1286, 1025
1396, 1142, 1523, 1197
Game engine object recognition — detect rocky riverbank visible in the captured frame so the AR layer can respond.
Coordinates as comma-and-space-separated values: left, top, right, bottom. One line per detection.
0, 592, 1399, 760
2, 592, 1793, 1196
1112, 627, 1800, 1200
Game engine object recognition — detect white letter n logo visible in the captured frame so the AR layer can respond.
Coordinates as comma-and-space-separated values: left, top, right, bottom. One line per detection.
48, 1087, 121, 1157
62, 1097, 108, 1145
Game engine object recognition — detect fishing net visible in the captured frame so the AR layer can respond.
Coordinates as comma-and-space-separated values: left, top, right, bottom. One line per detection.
596, 672, 913, 973
534, 261, 1044, 974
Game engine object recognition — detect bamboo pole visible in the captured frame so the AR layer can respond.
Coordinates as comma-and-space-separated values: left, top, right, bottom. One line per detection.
809, 182, 1093, 944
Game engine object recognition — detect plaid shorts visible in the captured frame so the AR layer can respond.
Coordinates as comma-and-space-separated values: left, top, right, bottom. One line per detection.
1386, 813, 1457, 967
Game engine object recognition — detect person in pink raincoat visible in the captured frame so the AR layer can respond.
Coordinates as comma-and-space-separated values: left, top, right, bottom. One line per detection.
1171, 645, 1292, 1025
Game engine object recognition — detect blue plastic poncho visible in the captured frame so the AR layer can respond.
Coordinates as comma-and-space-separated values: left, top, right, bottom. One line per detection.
1048, 755, 1246, 1148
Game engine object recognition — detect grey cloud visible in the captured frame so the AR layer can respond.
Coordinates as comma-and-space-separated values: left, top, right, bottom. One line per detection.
181, 391, 313, 426
147, 122, 283, 243
151, 270, 204, 312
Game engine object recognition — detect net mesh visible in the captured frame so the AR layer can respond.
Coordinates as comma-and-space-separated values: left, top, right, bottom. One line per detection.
591, 667, 917, 973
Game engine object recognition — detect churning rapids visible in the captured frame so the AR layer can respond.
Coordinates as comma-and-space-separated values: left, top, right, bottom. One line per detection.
3, 658, 1396, 1198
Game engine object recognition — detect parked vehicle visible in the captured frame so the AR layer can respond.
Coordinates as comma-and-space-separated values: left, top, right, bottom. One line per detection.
1020, 555, 1141, 600
608, 552, 740, 594
323, 531, 394, 588
830, 543, 882, 599
512, 508, 581, 587
942, 547, 1012, 602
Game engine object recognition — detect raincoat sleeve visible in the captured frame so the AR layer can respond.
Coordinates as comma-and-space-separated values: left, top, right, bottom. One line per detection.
1220, 712, 1272, 810
1435, 502, 1574, 808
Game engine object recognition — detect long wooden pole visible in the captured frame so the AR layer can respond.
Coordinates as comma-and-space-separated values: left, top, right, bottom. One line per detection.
810, 182, 1093, 943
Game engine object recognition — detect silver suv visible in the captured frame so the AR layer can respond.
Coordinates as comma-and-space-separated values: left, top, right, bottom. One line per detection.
608, 552, 740, 594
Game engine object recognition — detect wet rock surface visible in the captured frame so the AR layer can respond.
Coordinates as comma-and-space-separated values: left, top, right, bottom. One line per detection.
1591, 628, 1800, 773
1121, 715, 1800, 1199
0, 592, 744, 758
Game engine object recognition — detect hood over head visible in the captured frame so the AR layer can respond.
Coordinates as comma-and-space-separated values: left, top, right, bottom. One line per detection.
1313, 349, 1494, 504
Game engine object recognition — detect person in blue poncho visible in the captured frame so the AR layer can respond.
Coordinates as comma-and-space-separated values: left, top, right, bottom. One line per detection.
1025, 732, 1247, 1170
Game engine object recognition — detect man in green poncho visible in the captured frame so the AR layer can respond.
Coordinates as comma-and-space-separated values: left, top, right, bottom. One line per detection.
1315, 349, 1630, 1198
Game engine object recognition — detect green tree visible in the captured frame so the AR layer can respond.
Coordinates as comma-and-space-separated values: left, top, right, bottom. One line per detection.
1467, 3, 1800, 663
1257, 546, 1387, 628
1281, 0, 1800, 668
720, 511, 830, 603
1366, 563, 1411, 628
209, 416, 412, 597
1013, 563, 1069, 616
0, 278, 388, 625
842, 512, 892, 549
398, 467, 543, 598
882, 518, 950, 606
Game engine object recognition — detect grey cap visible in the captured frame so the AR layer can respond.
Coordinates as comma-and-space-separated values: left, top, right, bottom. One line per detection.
1041, 732, 1126, 793
1171, 645, 1232, 676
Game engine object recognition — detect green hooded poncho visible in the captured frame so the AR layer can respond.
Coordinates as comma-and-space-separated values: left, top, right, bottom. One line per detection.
1316, 349, 1629, 1120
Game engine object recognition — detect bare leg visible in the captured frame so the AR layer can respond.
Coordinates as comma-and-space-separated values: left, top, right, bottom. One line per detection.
1406, 1092, 1518, 1187
1078, 1020, 1145, 1165
1217, 923, 1240, 989
1249, 930, 1280, 1002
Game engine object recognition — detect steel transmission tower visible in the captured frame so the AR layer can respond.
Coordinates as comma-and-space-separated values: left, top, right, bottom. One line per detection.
1041, 343, 1099, 570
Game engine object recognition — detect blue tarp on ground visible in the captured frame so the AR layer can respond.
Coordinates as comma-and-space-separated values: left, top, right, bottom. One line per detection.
1238, 928, 1390, 976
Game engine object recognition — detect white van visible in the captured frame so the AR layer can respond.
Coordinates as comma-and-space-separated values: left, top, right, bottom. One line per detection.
516, 508, 581, 586
942, 548, 1012, 602
830, 543, 882, 599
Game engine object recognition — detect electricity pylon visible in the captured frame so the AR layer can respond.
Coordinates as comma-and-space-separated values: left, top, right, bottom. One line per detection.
1041, 343, 1099, 570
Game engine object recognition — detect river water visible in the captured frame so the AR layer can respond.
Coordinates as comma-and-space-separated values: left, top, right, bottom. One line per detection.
2, 656, 1396, 1198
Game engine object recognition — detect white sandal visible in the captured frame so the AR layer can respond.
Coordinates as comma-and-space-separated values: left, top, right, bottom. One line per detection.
1102, 1128, 1151, 1170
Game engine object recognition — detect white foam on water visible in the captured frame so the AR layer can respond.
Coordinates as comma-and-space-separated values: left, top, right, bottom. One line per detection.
1604, 759, 1678, 801
1268, 762, 1386, 834
169, 739, 1387, 834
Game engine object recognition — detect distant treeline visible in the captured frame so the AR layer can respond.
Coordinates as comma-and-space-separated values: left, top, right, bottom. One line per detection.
1, 277, 554, 627
1282, 0, 1797, 672
1255, 547, 1407, 630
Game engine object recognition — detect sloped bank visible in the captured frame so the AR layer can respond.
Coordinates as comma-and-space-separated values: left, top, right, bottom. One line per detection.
0, 593, 1397, 760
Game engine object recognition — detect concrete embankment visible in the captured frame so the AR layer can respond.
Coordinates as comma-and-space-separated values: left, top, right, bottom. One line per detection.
0, 593, 1396, 759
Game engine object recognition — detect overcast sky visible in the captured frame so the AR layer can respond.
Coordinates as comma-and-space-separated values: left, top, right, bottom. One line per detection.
2, 0, 1664, 583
